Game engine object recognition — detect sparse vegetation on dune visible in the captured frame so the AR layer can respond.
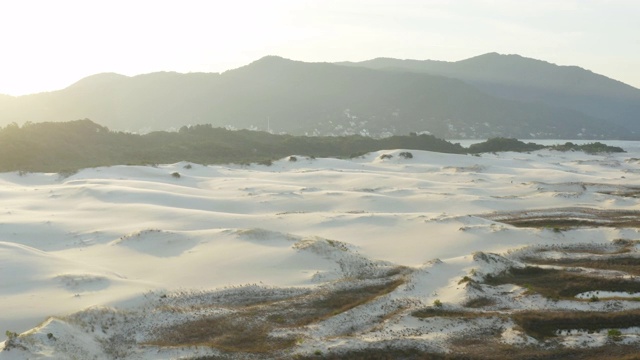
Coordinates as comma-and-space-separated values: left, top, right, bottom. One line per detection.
4, 129, 640, 360
512, 309, 640, 339
525, 257, 640, 275
485, 207, 640, 230
145, 276, 407, 356
484, 265, 640, 299
279, 341, 640, 360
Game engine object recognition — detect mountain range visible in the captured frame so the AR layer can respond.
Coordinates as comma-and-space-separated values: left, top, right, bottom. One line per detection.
1, 53, 638, 139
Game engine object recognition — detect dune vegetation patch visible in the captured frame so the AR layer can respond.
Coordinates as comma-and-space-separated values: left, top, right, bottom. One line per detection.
412, 307, 493, 319
463, 296, 498, 309
531, 240, 638, 255
484, 266, 640, 300
146, 275, 407, 355
512, 309, 640, 340
483, 207, 640, 230
524, 256, 640, 276
598, 187, 640, 198
446, 342, 640, 360
286, 344, 640, 360
147, 316, 298, 353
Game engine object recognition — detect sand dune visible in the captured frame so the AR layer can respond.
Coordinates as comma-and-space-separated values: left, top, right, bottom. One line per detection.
2, 146, 640, 358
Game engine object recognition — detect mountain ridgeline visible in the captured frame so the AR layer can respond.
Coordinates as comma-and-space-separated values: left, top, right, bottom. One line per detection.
0, 54, 639, 139
340, 53, 640, 137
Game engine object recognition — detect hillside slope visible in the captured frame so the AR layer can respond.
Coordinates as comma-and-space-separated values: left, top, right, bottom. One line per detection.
340, 53, 640, 135
0, 56, 626, 139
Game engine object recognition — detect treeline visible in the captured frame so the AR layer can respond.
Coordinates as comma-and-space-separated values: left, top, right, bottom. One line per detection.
466, 137, 624, 154
0, 120, 625, 173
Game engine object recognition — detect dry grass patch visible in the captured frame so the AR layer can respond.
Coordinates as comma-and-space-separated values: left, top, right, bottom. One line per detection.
598, 188, 640, 198
293, 348, 449, 360
148, 277, 405, 354
512, 309, 640, 339
412, 307, 494, 319
536, 239, 638, 255
449, 341, 640, 360
484, 266, 640, 299
483, 208, 640, 229
287, 342, 640, 360
525, 256, 640, 276
147, 316, 296, 353
279, 278, 405, 326
463, 296, 498, 308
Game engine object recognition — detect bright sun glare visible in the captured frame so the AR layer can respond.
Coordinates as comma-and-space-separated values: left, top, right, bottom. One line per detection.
1, 0, 639, 95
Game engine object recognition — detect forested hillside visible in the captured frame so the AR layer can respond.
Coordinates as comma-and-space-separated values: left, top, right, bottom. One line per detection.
341, 53, 640, 135
0, 55, 627, 139
0, 120, 463, 173
0, 120, 623, 173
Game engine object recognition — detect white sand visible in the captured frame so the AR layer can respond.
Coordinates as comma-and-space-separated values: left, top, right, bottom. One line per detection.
2, 144, 640, 358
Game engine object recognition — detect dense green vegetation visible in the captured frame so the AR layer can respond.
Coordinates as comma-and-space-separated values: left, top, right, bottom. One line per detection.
0, 120, 626, 173
467, 137, 544, 153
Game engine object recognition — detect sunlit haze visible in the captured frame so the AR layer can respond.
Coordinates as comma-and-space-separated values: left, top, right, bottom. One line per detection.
1, 0, 639, 95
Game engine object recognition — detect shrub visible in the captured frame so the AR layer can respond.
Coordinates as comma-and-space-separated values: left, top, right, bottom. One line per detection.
171, 172, 181, 178
433, 299, 443, 307
608, 329, 622, 341
289, 156, 298, 162
379, 154, 393, 160
468, 137, 544, 154
399, 151, 413, 159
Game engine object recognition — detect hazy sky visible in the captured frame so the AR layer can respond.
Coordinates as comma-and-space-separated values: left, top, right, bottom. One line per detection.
1, 0, 639, 95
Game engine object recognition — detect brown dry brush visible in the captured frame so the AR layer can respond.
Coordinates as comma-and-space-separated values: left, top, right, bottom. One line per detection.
484, 266, 640, 299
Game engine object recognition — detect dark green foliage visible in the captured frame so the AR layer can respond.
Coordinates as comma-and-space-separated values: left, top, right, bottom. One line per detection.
469, 138, 624, 154
607, 329, 622, 341
0, 120, 464, 173
0, 120, 627, 173
468, 137, 544, 153
549, 141, 625, 154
